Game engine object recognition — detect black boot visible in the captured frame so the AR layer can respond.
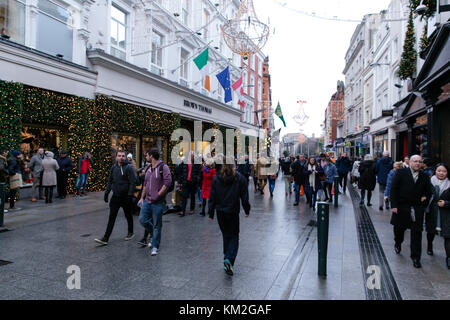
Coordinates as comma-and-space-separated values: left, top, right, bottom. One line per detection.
427, 242, 433, 256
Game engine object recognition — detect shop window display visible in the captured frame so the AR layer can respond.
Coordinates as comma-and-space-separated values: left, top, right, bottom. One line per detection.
111, 133, 139, 165
142, 136, 167, 167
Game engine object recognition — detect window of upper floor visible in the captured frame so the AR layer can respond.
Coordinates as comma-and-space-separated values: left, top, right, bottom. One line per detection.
181, 0, 190, 26
180, 47, 189, 84
203, 9, 210, 41
151, 29, 164, 75
110, 4, 127, 61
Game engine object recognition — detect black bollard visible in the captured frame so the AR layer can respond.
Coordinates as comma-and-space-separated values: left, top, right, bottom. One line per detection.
317, 202, 329, 277
333, 176, 339, 207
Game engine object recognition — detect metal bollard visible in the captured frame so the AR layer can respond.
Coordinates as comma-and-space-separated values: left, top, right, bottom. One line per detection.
317, 202, 329, 277
333, 176, 339, 207
0, 182, 5, 227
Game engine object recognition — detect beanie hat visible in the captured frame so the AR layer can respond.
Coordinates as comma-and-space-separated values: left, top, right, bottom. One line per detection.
12, 150, 21, 157
127, 153, 133, 159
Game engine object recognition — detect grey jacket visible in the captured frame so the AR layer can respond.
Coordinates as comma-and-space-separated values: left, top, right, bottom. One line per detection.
29, 153, 44, 177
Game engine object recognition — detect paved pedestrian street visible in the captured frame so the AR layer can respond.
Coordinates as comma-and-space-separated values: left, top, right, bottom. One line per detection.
1, 176, 449, 300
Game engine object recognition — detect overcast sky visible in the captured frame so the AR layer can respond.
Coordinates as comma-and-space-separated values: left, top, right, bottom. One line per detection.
252, 0, 392, 138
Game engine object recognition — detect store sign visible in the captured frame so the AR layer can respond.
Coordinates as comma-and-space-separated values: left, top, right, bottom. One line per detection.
382, 109, 394, 117
184, 100, 212, 114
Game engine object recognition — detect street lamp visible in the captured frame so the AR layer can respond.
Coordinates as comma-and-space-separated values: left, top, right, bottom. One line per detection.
415, 0, 428, 15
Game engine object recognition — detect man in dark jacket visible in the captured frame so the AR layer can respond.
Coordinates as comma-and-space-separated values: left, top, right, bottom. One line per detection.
376, 151, 394, 211
208, 157, 250, 275
56, 150, 74, 199
95, 151, 136, 245
280, 156, 293, 196
237, 155, 252, 186
290, 154, 307, 206
176, 152, 202, 216
336, 152, 352, 194
390, 155, 433, 268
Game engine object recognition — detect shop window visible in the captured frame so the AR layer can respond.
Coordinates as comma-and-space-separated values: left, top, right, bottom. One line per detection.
21, 125, 67, 162
36, 0, 73, 61
0, 0, 25, 45
111, 133, 139, 165
142, 136, 168, 167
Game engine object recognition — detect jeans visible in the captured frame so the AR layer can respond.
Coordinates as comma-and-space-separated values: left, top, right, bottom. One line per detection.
267, 177, 276, 194
306, 186, 318, 208
181, 181, 197, 214
360, 189, 372, 204
139, 201, 165, 249
323, 182, 333, 200
378, 184, 387, 208
338, 172, 348, 193
77, 173, 89, 194
217, 211, 239, 266
31, 175, 43, 199
283, 175, 292, 194
104, 196, 134, 241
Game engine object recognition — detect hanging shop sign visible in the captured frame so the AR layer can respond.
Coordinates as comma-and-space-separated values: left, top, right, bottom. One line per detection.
382, 109, 394, 117
183, 100, 212, 114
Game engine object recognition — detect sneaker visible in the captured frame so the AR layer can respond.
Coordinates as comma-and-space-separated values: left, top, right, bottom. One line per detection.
137, 237, 148, 247
125, 233, 135, 241
3, 209, 8, 213
224, 259, 233, 276
147, 240, 153, 249
94, 237, 108, 245
151, 247, 158, 256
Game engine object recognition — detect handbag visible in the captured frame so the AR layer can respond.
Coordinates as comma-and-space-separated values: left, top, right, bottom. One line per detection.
9, 173, 22, 189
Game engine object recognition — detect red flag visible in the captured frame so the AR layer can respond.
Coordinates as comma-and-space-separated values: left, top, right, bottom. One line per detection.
232, 76, 243, 91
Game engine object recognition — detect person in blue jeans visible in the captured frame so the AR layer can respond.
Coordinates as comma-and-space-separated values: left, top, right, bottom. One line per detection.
77, 151, 93, 197
303, 156, 324, 209
138, 148, 172, 256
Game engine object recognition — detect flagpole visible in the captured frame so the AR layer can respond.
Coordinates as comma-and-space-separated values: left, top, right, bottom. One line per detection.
171, 40, 214, 74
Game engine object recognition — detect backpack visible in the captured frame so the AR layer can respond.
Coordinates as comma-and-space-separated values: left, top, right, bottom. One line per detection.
145, 162, 174, 194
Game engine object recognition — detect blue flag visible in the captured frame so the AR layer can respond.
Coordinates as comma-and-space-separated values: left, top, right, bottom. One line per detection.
216, 66, 232, 103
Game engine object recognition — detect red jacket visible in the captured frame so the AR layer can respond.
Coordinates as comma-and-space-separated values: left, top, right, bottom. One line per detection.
201, 167, 216, 199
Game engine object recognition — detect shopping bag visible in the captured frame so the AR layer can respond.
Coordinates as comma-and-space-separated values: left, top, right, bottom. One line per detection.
9, 173, 22, 189
300, 185, 304, 196
331, 184, 334, 195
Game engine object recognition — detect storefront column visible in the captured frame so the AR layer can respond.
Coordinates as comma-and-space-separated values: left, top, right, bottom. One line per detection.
395, 132, 401, 161
407, 121, 414, 158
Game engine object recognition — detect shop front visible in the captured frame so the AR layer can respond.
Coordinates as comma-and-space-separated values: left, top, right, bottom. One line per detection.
372, 130, 389, 159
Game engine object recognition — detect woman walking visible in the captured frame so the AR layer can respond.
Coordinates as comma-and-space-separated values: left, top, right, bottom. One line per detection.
41, 151, 59, 203
426, 163, 450, 268
358, 154, 377, 206
303, 156, 324, 209
7, 150, 24, 210
208, 156, 251, 276
200, 158, 216, 216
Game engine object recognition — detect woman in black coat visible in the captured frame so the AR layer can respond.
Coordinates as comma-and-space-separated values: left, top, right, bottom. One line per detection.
303, 156, 324, 209
358, 154, 377, 206
208, 156, 251, 276
426, 163, 450, 269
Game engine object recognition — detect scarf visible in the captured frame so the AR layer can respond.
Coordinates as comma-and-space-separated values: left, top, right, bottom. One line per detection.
431, 176, 450, 196
308, 164, 316, 190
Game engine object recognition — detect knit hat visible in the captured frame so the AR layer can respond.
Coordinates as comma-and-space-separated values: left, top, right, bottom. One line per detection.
12, 150, 21, 157
127, 153, 133, 159
60, 150, 68, 154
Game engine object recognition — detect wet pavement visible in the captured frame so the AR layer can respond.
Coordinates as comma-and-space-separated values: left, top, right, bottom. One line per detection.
0, 176, 449, 300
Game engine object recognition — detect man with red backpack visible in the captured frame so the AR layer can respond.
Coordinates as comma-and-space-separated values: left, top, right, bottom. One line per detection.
137, 148, 172, 256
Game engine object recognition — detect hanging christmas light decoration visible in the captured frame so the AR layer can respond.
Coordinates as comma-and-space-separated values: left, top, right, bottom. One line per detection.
221, 0, 270, 57
293, 100, 309, 128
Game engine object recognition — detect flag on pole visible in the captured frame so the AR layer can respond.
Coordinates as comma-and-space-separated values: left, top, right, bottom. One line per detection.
274, 102, 286, 127
216, 66, 232, 103
232, 76, 245, 108
194, 48, 210, 91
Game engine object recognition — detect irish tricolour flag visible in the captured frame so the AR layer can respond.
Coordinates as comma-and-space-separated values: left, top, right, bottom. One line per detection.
194, 48, 210, 91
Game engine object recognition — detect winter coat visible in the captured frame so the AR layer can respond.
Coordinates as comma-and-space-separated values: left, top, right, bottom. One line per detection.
290, 160, 306, 185
336, 156, 352, 175
29, 153, 44, 178
385, 169, 395, 197
436, 188, 450, 238
390, 168, 433, 229
41, 152, 59, 187
0, 155, 8, 183
237, 161, 252, 177
303, 164, 324, 192
280, 159, 292, 175
7, 156, 22, 176
358, 160, 377, 191
57, 156, 74, 172
208, 172, 251, 218
78, 156, 93, 174
323, 163, 338, 184
375, 156, 394, 185
425, 178, 450, 237
175, 162, 202, 186
201, 166, 217, 199
105, 163, 136, 198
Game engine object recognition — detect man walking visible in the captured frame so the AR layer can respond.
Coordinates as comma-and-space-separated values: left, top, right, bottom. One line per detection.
176, 151, 202, 216
376, 151, 394, 211
95, 151, 136, 245
290, 154, 307, 206
390, 155, 433, 268
237, 155, 252, 186
280, 156, 293, 196
28, 147, 45, 202
138, 148, 172, 255
336, 152, 352, 194
56, 150, 74, 199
